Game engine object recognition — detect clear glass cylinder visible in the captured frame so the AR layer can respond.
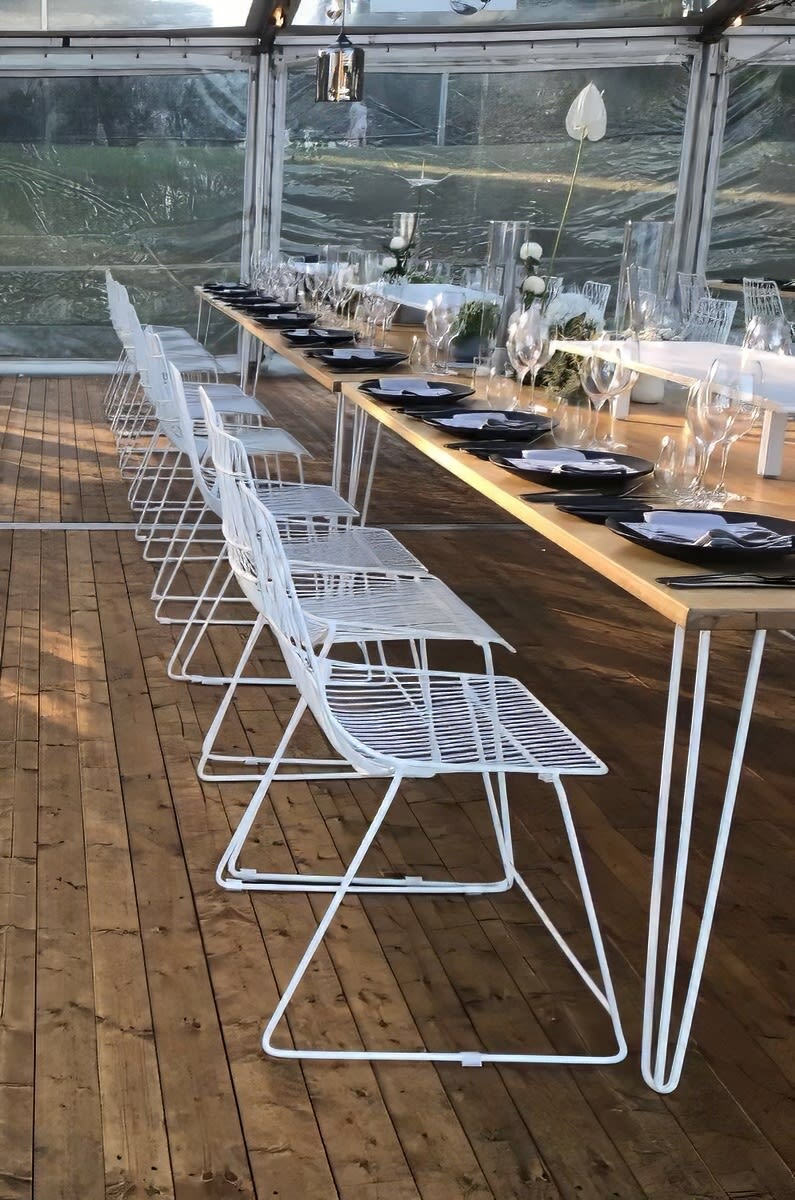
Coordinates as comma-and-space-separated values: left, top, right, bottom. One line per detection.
392, 211, 419, 247
616, 219, 676, 334
484, 219, 530, 358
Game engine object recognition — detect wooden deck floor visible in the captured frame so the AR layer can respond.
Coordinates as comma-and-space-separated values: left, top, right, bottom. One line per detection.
0, 372, 793, 1200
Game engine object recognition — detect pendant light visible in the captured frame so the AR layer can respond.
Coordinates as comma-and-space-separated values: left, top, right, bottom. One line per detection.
315, 1, 364, 103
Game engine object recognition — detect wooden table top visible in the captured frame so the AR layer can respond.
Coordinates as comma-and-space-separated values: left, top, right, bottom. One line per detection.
198, 288, 795, 632
340, 380, 795, 633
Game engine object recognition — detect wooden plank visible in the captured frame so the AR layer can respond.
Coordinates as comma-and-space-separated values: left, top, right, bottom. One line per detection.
66, 532, 175, 1199
34, 530, 105, 1200
90, 530, 256, 1200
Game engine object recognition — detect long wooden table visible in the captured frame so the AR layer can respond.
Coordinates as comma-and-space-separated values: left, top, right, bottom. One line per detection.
199, 286, 795, 1093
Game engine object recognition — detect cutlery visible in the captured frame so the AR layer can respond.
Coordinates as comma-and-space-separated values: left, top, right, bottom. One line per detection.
657, 573, 795, 589
521, 490, 634, 504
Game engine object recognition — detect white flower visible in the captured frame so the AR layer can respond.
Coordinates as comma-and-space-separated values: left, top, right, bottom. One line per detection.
522, 275, 546, 295
382, 255, 398, 271
519, 241, 543, 262
544, 290, 604, 332
565, 83, 607, 143
389, 236, 407, 251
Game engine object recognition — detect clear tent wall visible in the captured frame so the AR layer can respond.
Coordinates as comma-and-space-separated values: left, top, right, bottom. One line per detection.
0, 13, 793, 365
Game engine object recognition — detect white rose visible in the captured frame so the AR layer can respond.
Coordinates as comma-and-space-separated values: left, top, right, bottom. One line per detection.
382, 255, 398, 270
389, 236, 407, 251
522, 275, 546, 295
519, 241, 543, 261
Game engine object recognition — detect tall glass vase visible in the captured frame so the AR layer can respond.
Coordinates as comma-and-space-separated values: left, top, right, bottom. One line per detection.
392, 210, 419, 251
615, 219, 676, 334
483, 219, 530, 369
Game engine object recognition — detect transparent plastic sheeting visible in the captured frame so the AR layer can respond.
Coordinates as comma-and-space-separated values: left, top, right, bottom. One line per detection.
708, 66, 795, 287
281, 64, 690, 288
292, 0, 721, 30
0, 72, 248, 358
0, 0, 254, 32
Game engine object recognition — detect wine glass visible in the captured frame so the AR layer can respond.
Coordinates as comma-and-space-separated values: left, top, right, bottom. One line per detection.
685, 357, 761, 507
653, 433, 700, 505
424, 291, 461, 373
506, 305, 551, 411
703, 357, 764, 505
579, 346, 634, 449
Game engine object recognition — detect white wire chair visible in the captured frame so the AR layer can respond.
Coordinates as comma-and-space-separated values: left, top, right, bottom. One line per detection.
582, 280, 611, 319
742, 277, 786, 325
214, 482, 626, 1069
682, 297, 737, 344
676, 272, 709, 324
194, 395, 511, 783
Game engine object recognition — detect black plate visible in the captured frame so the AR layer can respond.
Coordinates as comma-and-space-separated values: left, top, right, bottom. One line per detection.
422, 409, 552, 440
282, 327, 356, 347
606, 509, 795, 564
204, 282, 250, 293
257, 312, 318, 328
491, 448, 654, 490
359, 377, 474, 403
307, 348, 409, 371
234, 300, 297, 313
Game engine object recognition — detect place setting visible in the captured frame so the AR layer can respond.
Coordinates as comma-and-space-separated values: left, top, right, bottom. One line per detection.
281, 326, 358, 347
306, 346, 409, 371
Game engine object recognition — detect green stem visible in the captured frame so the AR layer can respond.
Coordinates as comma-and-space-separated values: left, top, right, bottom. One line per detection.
547, 132, 585, 280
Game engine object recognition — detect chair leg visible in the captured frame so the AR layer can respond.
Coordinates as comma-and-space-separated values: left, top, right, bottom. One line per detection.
259, 772, 627, 1066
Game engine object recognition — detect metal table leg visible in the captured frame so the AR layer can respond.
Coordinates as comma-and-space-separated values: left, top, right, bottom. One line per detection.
642, 624, 767, 1092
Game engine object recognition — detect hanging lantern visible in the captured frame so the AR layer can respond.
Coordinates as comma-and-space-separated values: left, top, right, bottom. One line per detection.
315, 31, 364, 103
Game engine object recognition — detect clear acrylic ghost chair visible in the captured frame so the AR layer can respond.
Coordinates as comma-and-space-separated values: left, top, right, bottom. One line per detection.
676, 272, 709, 324
194, 400, 511, 783
682, 297, 736, 345
582, 280, 611, 319
217, 489, 626, 1069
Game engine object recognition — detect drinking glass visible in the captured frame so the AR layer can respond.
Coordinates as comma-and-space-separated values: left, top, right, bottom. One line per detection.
685, 356, 762, 506
653, 433, 700, 505
579, 346, 635, 448
549, 393, 595, 449
506, 304, 551, 410
424, 291, 461, 373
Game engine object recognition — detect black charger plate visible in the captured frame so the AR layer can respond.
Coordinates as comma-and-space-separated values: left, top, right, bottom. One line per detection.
308, 348, 408, 371
491, 448, 654, 491
234, 300, 296, 313
422, 409, 552, 440
606, 509, 795, 564
359, 377, 474, 403
558, 498, 654, 524
282, 327, 356, 347
257, 312, 317, 328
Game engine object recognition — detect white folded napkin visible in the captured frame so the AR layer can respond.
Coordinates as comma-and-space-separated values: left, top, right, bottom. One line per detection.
625, 514, 790, 549
553, 459, 632, 476
376, 378, 448, 395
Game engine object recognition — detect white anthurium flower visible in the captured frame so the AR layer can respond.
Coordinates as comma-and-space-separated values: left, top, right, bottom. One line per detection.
565, 83, 607, 143
382, 255, 398, 270
389, 236, 407, 251
519, 241, 544, 262
522, 275, 546, 295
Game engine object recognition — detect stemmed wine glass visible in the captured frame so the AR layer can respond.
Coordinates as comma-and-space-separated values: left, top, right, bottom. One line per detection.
685, 356, 763, 507
424, 291, 461, 373
506, 305, 551, 411
579, 345, 635, 449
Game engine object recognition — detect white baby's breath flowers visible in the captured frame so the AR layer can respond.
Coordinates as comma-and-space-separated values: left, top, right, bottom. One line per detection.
519, 241, 543, 262
389, 236, 407, 251
522, 275, 546, 295
544, 291, 604, 332
382, 255, 398, 271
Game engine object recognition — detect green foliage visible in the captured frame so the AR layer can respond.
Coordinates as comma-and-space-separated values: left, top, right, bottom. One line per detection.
456, 299, 500, 342
537, 314, 597, 396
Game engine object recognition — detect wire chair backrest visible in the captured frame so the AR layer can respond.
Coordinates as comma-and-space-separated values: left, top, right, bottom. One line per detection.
682, 297, 737, 344
581, 281, 611, 318
743, 277, 785, 324
677, 272, 709, 323
545, 276, 563, 303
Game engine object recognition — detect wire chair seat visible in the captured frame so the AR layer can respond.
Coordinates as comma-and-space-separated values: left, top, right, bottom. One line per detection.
183, 381, 272, 419
318, 661, 604, 777
283, 525, 424, 573
193, 425, 308, 460
292, 570, 508, 649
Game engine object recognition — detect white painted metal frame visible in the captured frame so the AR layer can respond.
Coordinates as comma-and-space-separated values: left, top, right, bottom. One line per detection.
642, 625, 767, 1093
